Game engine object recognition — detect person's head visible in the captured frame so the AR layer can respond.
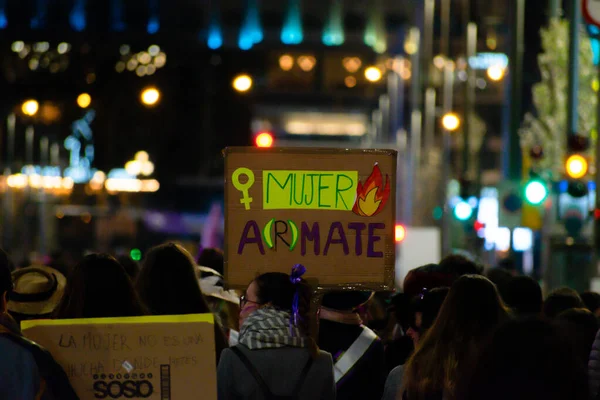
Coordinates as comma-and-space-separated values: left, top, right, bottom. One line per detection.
503, 276, 543, 316
580, 291, 600, 317
117, 255, 140, 281
403, 263, 454, 299
556, 308, 599, 366
240, 272, 311, 328
403, 275, 508, 399
0, 250, 13, 313
438, 254, 483, 277
486, 268, 513, 300
407, 287, 450, 347
543, 287, 584, 319
54, 254, 145, 319
8, 266, 66, 322
197, 248, 224, 276
136, 243, 210, 316
459, 318, 588, 400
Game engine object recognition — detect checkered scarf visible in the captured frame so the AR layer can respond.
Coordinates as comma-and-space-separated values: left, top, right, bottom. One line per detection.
239, 307, 309, 350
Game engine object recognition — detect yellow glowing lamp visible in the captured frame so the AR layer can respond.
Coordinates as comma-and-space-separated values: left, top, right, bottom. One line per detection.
565, 154, 588, 179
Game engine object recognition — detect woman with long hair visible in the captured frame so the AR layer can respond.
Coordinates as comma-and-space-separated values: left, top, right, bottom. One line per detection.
399, 275, 509, 400
135, 243, 228, 361
54, 254, 146, 319
217, 265, 335, 399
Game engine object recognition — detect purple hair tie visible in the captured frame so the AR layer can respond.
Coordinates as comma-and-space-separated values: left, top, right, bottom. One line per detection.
289, 264, 306, 335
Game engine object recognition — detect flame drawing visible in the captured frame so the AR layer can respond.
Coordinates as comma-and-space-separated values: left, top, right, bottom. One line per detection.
352, 163, 391, 217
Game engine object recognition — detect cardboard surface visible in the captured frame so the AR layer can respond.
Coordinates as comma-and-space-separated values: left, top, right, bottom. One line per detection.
224, 147, 397, 290
22, 314, 216, 400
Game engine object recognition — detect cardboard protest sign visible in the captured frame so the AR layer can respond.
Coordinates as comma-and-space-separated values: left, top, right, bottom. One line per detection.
224, 147, 397, 290
22, 314, 216, 400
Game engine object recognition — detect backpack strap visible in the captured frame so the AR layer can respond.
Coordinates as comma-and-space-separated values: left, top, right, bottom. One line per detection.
0, 326, 79, 400
333, 326, 378, 383
291, 355, 314, 395
230, 346, 275, 400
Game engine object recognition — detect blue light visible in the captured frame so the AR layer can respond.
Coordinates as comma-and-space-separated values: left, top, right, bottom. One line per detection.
30, 0, 48, 29
239, 0, 263, 45
558, 180, 568, 193
207, 29, 223, 50
322, 0, 344, 46
589, 181, 596, 191
206, 3, 223, 50
592, 38, 600, 66
110, 0, 126, 32
281, 0, 303, 45
147, 0, 159, 34
238, 35, 253, 51
0, 0, 6, 29
69, 0, 86, 32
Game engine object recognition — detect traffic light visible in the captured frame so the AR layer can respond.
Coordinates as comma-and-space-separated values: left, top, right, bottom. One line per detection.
524, 180, 548, 205
255, 132, 274, 148
565, 154, 588, 179
453, 200, 474, 221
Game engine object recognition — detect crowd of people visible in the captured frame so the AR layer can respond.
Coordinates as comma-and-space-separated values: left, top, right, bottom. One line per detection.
1, 245, 600, 399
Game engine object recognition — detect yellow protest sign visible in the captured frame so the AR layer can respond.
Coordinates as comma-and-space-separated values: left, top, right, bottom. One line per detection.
22, 314, 216, 400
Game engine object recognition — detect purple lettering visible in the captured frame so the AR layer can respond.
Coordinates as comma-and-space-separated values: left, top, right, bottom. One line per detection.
367, 223, 385, 258
237, 220, 265, 255
324, 222, 349, 256
301, 222, 320, 256
348, 222, 366, 256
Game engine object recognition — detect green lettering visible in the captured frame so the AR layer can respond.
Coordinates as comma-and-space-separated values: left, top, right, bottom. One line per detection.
304, 174, 319, 205
335, 174, 354, 209
292, 173, 306, 206
266, 172, 293, 205
318, 174, 333, 208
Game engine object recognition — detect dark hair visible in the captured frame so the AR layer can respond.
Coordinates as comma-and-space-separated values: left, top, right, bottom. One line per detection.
486, 268, 513, 300
503, 276, 543, 316
136, 243, 210, 315
459, 318, 588, 400
543, 287, 585, 319
136, 243, 228, 362
419, 287, 450, 331
438, 255, 483, 277
0, 249, 13, 296
54, 254, 146, 319
254, 272, 317, 358
580, 291, 600, 314
403, 275, 508, 399
197, 248, 224, 276
117, 255, 140, 281
556, 308, 599, 366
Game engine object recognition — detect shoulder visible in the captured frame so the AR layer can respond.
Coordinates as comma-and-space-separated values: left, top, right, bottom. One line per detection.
382, 366, 404, 400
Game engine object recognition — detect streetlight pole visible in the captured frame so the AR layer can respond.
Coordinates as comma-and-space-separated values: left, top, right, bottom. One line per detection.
442, 61, 455, 256
567, 0, 580, 137
508, 0, 525, 181
463, 22, 477, 180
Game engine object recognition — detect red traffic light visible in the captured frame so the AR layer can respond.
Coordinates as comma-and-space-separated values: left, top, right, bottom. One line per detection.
255, 132, 274, 148
473, 220, 485, 232
395, 224, 406, 243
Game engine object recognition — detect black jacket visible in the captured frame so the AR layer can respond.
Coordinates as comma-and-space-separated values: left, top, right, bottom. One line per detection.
318, 319, 386, 400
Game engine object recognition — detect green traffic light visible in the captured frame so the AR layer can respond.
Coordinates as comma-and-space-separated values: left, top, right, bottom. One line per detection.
130, 248, 142, 261
453, 201, 473, 221
524, 180, 548, 205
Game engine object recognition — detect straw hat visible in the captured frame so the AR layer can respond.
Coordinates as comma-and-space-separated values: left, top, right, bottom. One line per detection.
8, 266, 66, 317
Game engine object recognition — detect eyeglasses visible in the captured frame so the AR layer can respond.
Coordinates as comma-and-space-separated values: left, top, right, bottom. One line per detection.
240, 294, 261, 308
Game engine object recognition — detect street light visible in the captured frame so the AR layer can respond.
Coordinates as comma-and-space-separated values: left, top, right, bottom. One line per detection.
442, 112, 460, 131
77, 93, 92, 109
21, 100, 39, 116
364, 66, 382, 82
487, 65, 505, 81
140, 87, 161, 106
233, 74, 253, 93
255, 132, 274, 148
